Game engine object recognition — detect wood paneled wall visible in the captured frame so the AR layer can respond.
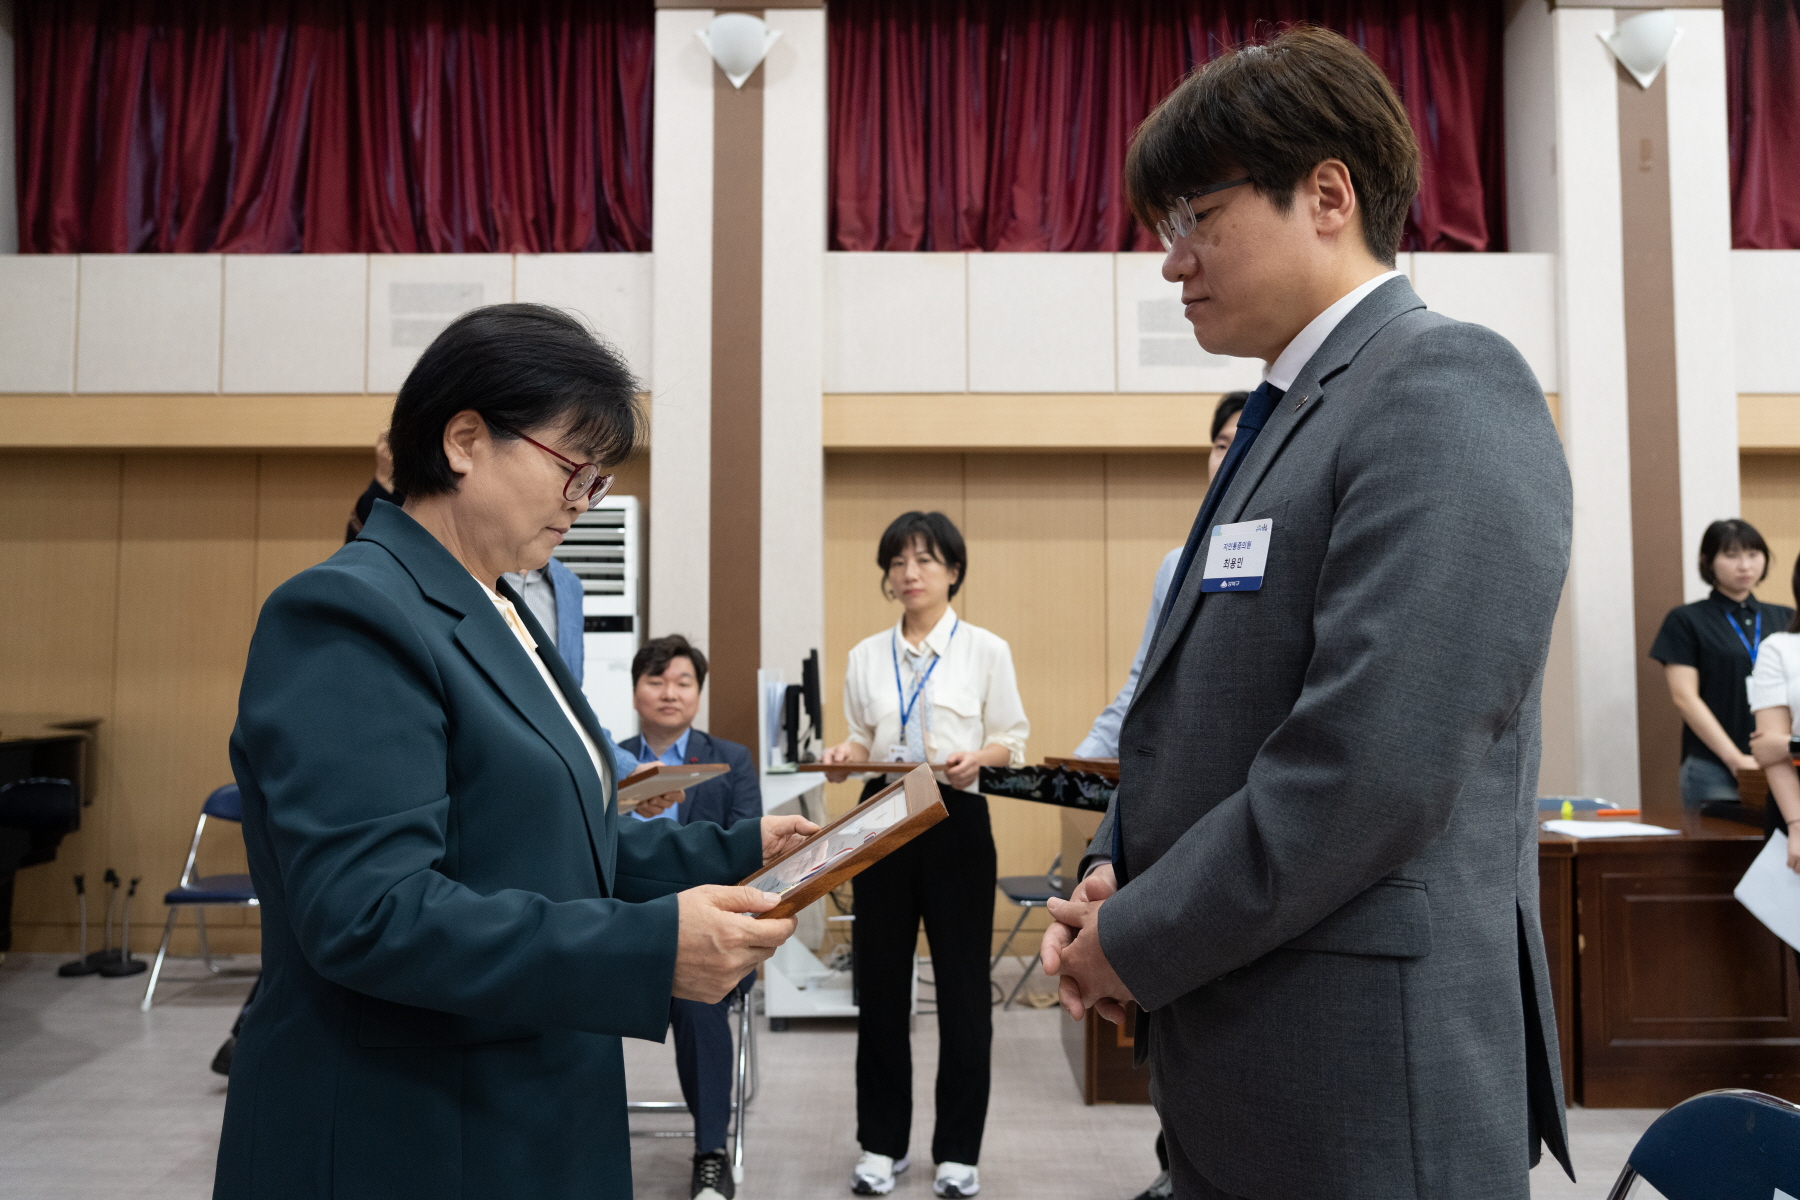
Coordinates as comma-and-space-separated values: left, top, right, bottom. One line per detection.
823, 452, 1207, 951
1743, 455, 1800, 609
0, 450, 649, 956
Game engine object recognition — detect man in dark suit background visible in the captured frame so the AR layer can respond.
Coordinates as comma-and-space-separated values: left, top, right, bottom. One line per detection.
621, 635, 761, 1200
1041, 27, 1573, 1200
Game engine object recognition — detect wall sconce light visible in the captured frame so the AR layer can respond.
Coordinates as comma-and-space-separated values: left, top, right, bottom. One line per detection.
1598, 10, 1683, 90
698, 13, 781, 89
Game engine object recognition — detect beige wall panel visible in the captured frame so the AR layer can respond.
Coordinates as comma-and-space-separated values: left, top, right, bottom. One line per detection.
961, 455, 1108, 938
1102, 455, 1207, 696
1, 455, 123, 933
108, 456, 262, 950
1743, 454, 1800, 610
254, 454, 379, 607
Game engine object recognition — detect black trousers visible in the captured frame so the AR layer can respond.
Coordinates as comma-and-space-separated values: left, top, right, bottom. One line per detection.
853, 781, 996, 1165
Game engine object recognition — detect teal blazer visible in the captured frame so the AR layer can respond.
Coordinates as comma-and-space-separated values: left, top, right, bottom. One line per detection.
218, 501, 762, 1200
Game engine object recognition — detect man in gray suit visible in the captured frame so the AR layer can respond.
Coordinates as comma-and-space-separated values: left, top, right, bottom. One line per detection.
1041, 27, 1574, 1200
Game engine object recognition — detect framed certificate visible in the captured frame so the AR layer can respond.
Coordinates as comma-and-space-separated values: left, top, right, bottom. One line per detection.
616, 762, 730, 810
790, 762, 939, 773
739, 764, 946, 919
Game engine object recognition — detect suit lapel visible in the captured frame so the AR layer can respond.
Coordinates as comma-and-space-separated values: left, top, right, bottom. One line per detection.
1132, 278, 1426, 703
357, 502, 615, 892
496, 579, 616, 890
686, 730, 711, 764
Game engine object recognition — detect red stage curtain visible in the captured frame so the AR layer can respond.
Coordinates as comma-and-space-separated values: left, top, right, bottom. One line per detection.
1726, 0, 1800, 249
15, 0, 653, 253
829, 1, 1506, 253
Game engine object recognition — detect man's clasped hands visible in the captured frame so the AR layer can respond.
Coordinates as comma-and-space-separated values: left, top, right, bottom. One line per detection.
1039, 862, 1138, 1025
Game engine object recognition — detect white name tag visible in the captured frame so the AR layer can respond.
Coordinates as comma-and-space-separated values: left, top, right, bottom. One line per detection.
1201, 519, 1272, 592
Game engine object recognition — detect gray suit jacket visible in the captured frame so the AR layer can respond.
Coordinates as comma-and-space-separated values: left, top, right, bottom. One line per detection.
1092, 277, 1573, 1199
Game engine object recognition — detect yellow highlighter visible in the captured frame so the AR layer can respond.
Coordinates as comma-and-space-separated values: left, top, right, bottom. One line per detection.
1560, 800, 1574, 821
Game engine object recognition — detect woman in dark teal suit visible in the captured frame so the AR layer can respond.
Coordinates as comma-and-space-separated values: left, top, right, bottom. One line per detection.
218, 304, 815, 1200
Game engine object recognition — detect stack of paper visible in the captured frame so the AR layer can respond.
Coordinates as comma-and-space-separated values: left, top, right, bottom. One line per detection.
1735, 831, 1800, 952
1540, 819, 1679, 839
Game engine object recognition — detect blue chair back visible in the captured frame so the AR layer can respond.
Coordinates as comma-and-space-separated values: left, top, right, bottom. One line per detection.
201, 783, 243, 823
1631, 1090, 1800, 1199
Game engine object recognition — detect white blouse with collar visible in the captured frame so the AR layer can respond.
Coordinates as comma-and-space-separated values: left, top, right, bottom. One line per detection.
841, 606, 1029, 777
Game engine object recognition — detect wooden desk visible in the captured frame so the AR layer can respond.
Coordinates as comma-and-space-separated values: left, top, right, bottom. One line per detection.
1540, 811, 1800, 1107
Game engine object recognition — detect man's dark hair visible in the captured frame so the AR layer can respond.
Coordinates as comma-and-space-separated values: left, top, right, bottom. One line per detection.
632, 634, 708, 689
1698, 518, 1771, 588
1125, 26, 1421, 266
877, 511, 968, 601
389, 303, 641, 499
1212, 391, 1249, 442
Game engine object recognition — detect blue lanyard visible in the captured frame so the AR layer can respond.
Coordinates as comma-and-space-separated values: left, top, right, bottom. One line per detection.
1725, 607, 1762, 665
893, 620, 959, 734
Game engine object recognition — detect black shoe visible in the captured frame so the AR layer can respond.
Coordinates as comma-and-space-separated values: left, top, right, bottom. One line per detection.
211, 1036, 235, 1077
692, 1150, 734, 1200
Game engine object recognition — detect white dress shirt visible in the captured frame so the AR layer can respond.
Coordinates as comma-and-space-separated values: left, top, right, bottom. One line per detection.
1749, 632, 1800, 716
1265, 270, 1406, 391
842, 607, 1029, 782
478, 579, 609, 787
1077, 547, 1181, 758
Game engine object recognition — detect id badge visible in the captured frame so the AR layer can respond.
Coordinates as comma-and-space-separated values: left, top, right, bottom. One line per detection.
1200, 518, 1272, 592
886, 743, 911, 764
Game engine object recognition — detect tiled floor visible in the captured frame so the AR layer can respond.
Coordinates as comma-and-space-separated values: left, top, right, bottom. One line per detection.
0, 952, 1659, 1199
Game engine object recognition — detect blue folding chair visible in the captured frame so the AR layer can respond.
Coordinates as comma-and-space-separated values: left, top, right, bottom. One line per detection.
1607, 1089, 1800, 1200
140, 784, 258, 1011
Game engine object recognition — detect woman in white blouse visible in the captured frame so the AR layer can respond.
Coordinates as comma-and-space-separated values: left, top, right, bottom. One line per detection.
821, 511, 1029, 1200
1747, 568, 1800, 876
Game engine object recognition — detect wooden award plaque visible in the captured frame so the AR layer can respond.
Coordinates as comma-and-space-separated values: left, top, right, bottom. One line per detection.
739, 763, 947, 919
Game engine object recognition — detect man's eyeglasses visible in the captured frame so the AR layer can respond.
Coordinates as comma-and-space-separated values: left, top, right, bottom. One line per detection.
1155, 176, 1253, 250
491, 422, 615, 507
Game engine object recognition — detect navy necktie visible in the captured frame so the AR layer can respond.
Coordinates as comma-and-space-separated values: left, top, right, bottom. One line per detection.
1153, 380, 1284, 645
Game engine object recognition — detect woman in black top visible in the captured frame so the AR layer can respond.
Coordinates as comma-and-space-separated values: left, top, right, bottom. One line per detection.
1650, 519, 1795, 806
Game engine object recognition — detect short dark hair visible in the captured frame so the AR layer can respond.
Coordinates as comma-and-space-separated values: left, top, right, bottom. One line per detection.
1212, 391, 1249, 442
389, 303, 641, 500
877, 512, 967, 601
1698, 519, 1771, 587
1124, 26, 1421, 266
632, 634, 708, 689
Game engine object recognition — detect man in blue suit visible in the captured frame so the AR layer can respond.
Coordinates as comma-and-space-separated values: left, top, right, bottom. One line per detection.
620, 635, 761, 1200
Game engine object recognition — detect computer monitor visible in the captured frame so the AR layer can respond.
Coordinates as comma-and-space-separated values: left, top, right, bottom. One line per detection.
781, 649, 825, 763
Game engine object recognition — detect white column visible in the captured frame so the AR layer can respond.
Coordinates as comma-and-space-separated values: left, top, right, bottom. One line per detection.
1504, 0, 1579, 793
1664, 9, 1741, 599
1503, 0, 1557, 255
0, 0, 18, 254
650, 7, 716, 724
1552, 7, 1643, 805
760, 8, 827, 680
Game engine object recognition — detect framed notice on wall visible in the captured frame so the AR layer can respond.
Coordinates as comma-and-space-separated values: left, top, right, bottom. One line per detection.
740, 764, 946, 919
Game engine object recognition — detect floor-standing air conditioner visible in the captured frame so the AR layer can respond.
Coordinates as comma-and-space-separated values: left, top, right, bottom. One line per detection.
552, 496, 641, 740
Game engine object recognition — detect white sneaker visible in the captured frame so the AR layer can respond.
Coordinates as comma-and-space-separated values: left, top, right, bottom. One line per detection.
852, 1151, 910, 1195
933, 1162, 979, 1198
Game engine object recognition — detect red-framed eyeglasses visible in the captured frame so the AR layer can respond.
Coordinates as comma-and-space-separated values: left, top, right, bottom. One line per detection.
492, 423, 615, 507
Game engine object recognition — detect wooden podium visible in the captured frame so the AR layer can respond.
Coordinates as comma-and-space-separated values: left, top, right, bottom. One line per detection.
1051, 775, 1800, 1108
1539, 799, 1800, 1107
